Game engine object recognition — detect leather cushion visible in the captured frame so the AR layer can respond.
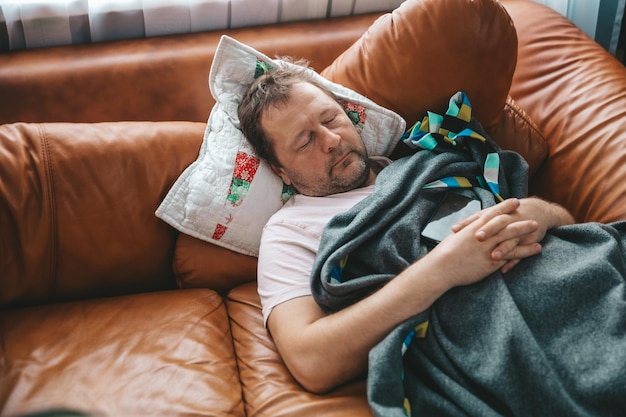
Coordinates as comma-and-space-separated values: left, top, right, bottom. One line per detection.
0, 122, 204, 307
174, 233, 258, 295
0, 288, 245, 417
226, 282, 373, 417
321, 0, 516, 130
489, 96, 548, 178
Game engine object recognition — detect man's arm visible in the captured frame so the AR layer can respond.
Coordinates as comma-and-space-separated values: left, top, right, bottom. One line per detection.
267, 198, 540, 393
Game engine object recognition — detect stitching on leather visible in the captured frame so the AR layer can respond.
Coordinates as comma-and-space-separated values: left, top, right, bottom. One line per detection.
504, 98, 548, 150
39, 124, 58, 301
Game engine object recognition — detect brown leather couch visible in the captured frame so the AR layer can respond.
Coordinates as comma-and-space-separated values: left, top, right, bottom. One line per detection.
2, 0, 626, 416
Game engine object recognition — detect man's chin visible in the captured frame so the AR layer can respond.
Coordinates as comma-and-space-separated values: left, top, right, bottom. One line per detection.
332, 166, 370, 193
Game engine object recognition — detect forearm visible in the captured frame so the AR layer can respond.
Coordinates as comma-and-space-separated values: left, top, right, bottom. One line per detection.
269, 200, 522, 393
269, 256, 451, 393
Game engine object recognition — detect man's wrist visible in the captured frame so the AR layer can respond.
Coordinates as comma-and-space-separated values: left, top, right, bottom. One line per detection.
543, 199, 574, 229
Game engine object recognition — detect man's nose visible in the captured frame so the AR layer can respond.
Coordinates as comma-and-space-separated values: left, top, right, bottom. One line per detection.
321, 128, 340, 152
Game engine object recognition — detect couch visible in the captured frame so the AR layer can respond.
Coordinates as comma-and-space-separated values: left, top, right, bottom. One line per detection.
2, 0, 626, 416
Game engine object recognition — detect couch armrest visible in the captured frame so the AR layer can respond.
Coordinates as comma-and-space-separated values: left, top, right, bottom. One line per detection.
504, 0, 626, 223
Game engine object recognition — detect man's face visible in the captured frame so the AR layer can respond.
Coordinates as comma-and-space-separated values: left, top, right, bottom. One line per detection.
261, 81, 373, 197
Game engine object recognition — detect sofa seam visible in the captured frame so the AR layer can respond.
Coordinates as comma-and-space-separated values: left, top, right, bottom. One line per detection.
504, 98, 548, 151
223, 298, 250, 417
38, 124, 58, 302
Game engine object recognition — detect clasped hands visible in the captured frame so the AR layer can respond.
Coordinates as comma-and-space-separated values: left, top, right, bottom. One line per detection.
430, 197, 573, 283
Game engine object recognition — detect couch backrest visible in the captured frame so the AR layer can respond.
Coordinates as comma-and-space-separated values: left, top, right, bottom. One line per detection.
322, 0, 516, 134
0, 121, 205, 308
0, 13, 380, 125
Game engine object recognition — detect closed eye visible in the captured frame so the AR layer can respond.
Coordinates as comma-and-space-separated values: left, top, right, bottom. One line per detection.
323, 115, 337, 125
300, 132, 314, 149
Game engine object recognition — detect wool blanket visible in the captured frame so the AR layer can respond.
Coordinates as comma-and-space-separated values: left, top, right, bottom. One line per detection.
310, 95, 626, 416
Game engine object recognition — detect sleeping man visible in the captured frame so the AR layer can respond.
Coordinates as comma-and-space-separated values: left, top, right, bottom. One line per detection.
238, 60, 626, 416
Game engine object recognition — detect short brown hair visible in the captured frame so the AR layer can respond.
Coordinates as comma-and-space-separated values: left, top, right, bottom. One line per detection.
238, 58, 337, 167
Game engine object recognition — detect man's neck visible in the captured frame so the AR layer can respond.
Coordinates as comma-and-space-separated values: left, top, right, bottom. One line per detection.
369, 156, 392, 178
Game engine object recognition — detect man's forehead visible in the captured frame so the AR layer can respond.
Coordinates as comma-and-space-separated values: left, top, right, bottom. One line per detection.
266, 84, 334, 120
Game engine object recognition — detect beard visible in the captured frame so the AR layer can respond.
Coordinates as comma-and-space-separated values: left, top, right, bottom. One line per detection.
286, 149, 372, 197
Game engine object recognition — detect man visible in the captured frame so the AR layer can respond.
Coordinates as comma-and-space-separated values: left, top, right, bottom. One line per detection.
238, 61, 574, 394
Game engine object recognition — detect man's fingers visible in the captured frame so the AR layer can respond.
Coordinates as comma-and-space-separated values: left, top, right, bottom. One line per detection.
452, 198, 520, 233
500, 259, 520, 274
493, 241, 542, 261
489, 219, 542, 264
451, 212, 480, 232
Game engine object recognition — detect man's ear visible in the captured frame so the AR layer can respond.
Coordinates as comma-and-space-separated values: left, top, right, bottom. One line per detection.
270, 163, 292, 185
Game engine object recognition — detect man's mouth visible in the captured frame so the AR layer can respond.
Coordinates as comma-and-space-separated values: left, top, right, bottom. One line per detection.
333, 152, 351, 168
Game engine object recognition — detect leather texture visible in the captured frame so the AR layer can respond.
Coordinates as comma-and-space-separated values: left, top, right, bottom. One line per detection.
2, 0, 626, 415
0, 13, 381, 125
1, 289, 244, 416
174, 233, 258, 295
321, 0, 516, 132
488, 96, 548, 178
226, 283, 373, 417
504, 0, 626, 223
0, 122, 204, 308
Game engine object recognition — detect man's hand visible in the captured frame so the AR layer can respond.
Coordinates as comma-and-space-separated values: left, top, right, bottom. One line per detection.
426, 198, 540, 286
450, 197, 574, 273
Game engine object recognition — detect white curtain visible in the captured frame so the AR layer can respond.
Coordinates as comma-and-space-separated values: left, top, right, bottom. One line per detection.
0, 0, 405, 51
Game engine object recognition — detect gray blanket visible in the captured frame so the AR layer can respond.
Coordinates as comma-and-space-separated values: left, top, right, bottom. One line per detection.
311, 131, 626, 416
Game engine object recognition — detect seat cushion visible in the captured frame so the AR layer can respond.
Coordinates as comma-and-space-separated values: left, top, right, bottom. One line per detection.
174, 233, 258, 295
0, 288, 245, 417
226, 282, 372, 417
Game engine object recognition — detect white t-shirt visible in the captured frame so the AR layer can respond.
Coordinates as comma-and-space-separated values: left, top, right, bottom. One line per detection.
257, 157, 391, 325
257, 185, 375, 324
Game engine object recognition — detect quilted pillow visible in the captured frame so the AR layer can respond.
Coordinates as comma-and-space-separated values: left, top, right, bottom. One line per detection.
156, 35, 405, 257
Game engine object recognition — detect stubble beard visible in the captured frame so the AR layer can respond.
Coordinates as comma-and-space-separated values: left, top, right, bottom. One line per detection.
327, 151, 371, 194
288, 149, 371, 197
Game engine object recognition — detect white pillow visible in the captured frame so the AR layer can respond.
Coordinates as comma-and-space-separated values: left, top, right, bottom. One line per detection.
156, 35, 406, 257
